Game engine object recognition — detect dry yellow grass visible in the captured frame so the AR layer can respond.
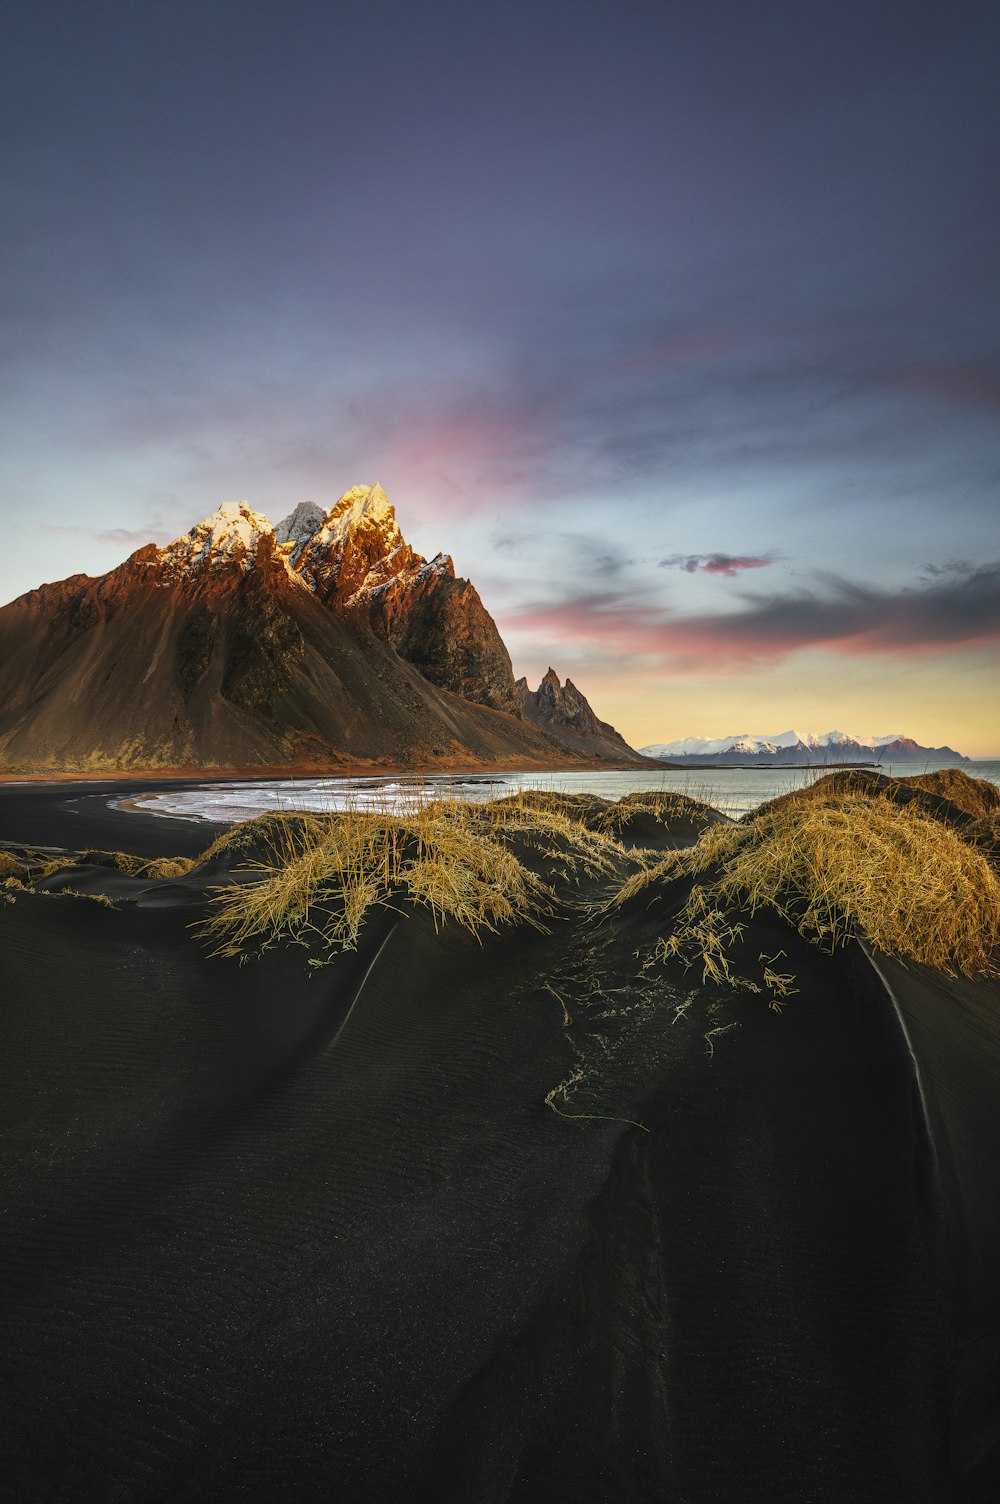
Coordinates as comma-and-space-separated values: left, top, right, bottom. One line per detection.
0, 849, 77, 883
613, 787, 1000, 991
592, 790, 719, 839
77, 849, 196, 879
499, 787, 719, 841
965, 812, 1000, 867
45, 887, 118, 908
468, 793, 626, 877
900, 768, 1000, 820
6, 847, 197, 883
197, 792, 631, 959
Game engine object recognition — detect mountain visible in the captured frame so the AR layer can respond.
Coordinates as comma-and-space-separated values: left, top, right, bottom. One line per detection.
641, 729, 970, 765
292, 485, 521, 715
0, 493, 597, 774
517, 669, 648, 762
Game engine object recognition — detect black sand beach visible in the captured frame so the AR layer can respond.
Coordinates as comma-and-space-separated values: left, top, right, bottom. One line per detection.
1, 779, 997, 1502
0, 778, 229, 857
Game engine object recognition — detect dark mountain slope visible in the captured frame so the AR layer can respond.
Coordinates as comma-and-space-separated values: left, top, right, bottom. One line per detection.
517, 667, 649, 763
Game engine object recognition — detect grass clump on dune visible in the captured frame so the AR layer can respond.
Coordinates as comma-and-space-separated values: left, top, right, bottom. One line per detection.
900, 768, 1000, 821
0, 850, 26, 880
3, 847, 196, 884
593, 790, 721, 839
76, 850, 196, 880
502, 787, 719, 840
198, 793, 629, 960
468, 792, 627, 877
614, 785, 1000, 996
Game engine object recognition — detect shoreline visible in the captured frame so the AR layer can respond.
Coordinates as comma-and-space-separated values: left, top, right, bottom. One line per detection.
4, 760, 998, 858
0, 776, 232, 857
7, 755, 996, 789
0, 754, 668, 786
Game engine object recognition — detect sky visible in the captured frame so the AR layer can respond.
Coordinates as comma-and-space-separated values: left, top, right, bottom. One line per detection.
2, 0, 998, 754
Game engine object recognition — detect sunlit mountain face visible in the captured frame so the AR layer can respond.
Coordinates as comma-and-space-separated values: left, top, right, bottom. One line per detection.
0, 488, 579, 771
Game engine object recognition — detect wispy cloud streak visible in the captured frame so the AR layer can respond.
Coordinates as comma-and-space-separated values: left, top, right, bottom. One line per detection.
503, 563, 1000, 673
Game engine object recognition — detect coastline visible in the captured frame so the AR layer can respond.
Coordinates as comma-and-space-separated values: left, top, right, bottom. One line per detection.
0, 777, 232, 856
4, 759, 999, 857
0, 753, 667, 786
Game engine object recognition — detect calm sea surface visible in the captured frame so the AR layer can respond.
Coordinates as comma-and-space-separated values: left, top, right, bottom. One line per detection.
136, 759, 1000, 824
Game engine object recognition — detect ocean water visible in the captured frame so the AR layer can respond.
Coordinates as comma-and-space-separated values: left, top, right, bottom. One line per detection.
134, 759, 1000, 825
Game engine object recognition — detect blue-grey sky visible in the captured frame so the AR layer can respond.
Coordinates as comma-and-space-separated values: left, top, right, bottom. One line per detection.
3, 0, 998, 749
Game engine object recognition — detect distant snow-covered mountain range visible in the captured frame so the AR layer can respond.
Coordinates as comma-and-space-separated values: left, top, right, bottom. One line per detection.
641, 730, 969, 765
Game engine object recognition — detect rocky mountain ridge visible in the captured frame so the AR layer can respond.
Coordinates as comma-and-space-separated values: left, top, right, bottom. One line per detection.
140, 486, 521, 718
517, 668, 646, 762
291, 487, 521, 716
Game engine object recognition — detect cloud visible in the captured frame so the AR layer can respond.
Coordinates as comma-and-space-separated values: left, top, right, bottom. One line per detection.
659, 552, 775, 577
63, 502, 179, 551
921, 558, 975, 579
89, 525, 173, 546
502, 562, 1000, 674
894, 362, 1000, 413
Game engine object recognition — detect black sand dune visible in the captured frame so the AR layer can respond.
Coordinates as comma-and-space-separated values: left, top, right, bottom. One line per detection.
0, 785, 997, 1501
875, 955, 1000, 1502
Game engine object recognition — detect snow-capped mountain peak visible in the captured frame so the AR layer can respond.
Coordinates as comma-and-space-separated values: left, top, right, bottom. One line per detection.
153, 501, 276, 578
293, 484, 419, 604
311, 484, 402, 554
643, 729, 906, 756
146, 487, 409, 590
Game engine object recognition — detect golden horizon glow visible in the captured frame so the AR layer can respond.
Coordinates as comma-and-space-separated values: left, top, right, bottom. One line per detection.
570, 645, 1000, 760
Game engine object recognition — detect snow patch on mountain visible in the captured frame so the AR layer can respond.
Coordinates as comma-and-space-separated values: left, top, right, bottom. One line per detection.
311, 484, 402, 554
153, 501, 272, 574
145, 483, 457, 614
151, 500, 312, 586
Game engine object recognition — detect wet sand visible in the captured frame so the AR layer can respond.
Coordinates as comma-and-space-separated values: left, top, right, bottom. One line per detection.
0, 776, 230, 856
0, 795, 996, 1500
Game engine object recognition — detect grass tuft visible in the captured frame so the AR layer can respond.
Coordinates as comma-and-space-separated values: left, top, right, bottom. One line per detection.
0, 851, 27, 880
196, 791, 636, 959
612, 785, 1000, 989
899, 768, 1000, 821
77, 849, 196, 880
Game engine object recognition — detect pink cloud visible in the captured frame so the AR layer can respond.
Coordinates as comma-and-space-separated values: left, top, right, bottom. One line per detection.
660, 552, 774, 577
503, 564, 1000, 675
702, 554, 772, 576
